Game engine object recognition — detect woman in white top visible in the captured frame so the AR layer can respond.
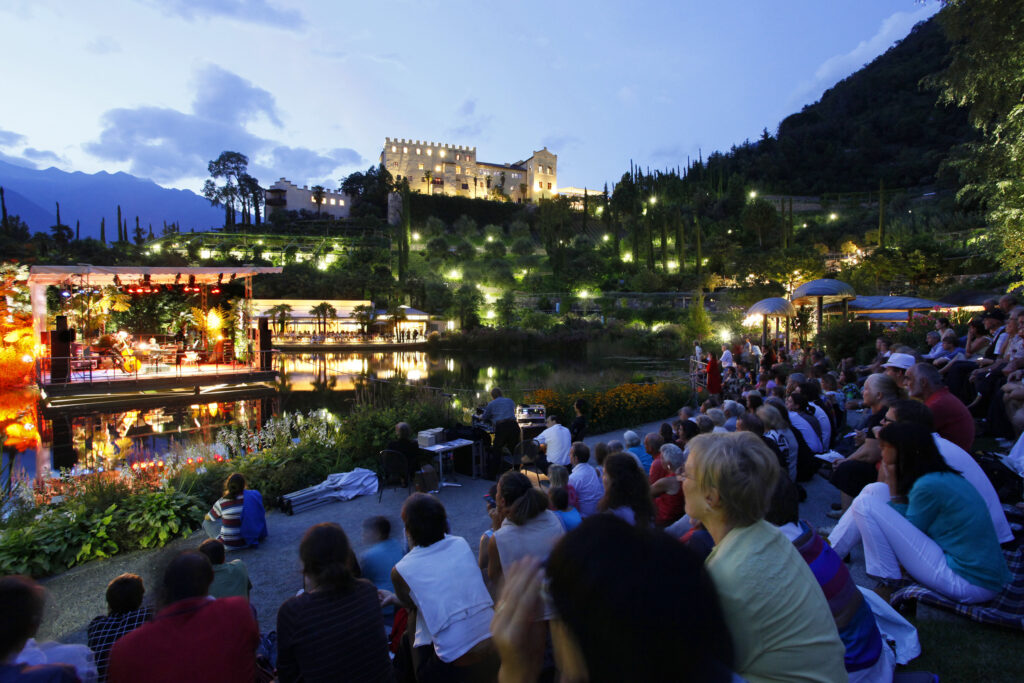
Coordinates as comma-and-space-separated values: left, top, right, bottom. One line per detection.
391, 494, 496, 678
487, 471, 564, 592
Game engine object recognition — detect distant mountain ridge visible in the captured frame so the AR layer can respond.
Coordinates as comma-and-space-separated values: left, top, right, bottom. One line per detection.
0, 160, 224, 239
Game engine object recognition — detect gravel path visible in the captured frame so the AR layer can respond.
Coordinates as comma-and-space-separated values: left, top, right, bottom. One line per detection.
39, 415, 862, 643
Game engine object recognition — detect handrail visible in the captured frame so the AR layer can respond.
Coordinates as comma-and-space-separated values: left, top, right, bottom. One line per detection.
37, 350, 280, 388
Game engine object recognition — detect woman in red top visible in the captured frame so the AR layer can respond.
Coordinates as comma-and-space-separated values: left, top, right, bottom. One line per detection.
706, 351, 722, 396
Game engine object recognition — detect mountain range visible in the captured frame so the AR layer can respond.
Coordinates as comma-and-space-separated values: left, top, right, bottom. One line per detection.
0, 160, 224, 239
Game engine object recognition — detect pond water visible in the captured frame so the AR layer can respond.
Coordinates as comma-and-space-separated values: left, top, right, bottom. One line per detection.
8, 347, 691, 478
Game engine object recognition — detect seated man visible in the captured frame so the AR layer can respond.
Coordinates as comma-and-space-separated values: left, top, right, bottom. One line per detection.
198, 539, 251, 600
906, 362, 974, 453
567, 442, 603, 518
534, 415, 571, 469
386, 421, 423, 484
921, 330, 944, 360
0, 576, 77, 682
88, 573, 152, 682
359, 515, 405, 620
108, 551, 259, 683
767, 479, 894, 682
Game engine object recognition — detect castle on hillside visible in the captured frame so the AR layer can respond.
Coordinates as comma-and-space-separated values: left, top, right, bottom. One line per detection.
379, 138, 557, 203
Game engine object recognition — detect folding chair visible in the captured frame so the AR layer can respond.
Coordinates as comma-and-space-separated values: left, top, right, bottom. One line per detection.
378, 449, 411, 502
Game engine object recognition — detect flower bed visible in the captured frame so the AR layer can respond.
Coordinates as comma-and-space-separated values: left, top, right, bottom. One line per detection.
524, 381, 691, 434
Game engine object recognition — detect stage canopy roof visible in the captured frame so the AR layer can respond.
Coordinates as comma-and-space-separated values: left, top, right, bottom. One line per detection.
28, 265, 282, 286
746, 297, 797, 318
824, 295, 953, 314
790, 278, 856, 306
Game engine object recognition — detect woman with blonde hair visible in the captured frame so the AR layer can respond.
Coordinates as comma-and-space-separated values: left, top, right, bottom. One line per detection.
682, 432, 845, 682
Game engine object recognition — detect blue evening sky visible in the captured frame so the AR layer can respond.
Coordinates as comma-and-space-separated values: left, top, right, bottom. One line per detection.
0, 0, 940, 194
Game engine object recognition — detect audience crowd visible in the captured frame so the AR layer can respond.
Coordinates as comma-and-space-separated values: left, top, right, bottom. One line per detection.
4, 299, 1023, 682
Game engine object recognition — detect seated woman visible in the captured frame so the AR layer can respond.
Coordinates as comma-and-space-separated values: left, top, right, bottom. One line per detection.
829, 422, 1011, 604
491, 515, 737, 682
486, 472, 563, 587
683, 432, 846, 682
203, 473, 267, 550
391, 494, 496, 681
598, 452, 655, 527
276, 523, 394, 682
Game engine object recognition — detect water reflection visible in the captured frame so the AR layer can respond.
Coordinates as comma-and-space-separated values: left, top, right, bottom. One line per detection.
27, 349, 686, 473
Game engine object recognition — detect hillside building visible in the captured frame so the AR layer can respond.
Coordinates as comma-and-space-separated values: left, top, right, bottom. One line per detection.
379, 138, 557, 203
265, 179, 352, 219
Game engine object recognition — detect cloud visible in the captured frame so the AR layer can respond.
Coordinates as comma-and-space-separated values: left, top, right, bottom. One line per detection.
253, 146, 365, 183
192, 65, 282, 128
0, 128, 26, 148
448, 99, 492, 140
150, 0, 305, 30
0, 151, 36, 169
22, 147, 63, 163
85, 64, 361, 186
85, 36, 120, 55
85, 105, 268, 182
788, 6, 938, 109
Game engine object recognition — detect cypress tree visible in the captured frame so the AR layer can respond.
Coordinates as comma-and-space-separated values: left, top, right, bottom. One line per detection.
55, 202, 61, 227
116, 205, 122, 242
695, 215, 703, 288
100, 217, 106, 244
75, 220, 79, 241
877, 179, 885, 247
675, 211, 684, 273
1, 186, 8, 234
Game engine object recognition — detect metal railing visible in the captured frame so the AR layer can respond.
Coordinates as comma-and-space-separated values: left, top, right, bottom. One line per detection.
37, 350, 279, 388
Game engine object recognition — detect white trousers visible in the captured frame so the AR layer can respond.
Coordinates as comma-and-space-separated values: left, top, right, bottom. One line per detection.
828, 483, 996, 604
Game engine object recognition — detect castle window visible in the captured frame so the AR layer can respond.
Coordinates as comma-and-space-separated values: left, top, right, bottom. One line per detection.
416, 148, 421, 154
403, 147, 408, 153
547, 182, 552, 190
329, 198, 336, 205
418, 163, 424, 170
456, 166, 461, 174
434, 165, 441, 172
439, 149, 446, 158
391, 146, 397, 152
340, 200, 345, 206
462, 183, 469, 190
456, 154, 461, 161
427, 149, 432, 156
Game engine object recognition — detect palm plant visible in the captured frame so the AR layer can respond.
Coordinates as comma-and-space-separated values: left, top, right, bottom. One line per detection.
352, 304, 375, 338
266, 303, 293, 334
310, 302, 336, 335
